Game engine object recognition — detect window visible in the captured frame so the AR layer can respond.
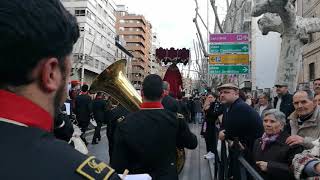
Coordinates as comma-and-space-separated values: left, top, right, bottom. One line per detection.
309, 62, 315, 81
89, 28, 93, 35
95, 60, 99, 69
86, 10, 92, 18
75, 9, 86, 16
79, 26, 85, 31
100, 62, 105, 70
97, 4, 102, 14
103, 10, 107, 19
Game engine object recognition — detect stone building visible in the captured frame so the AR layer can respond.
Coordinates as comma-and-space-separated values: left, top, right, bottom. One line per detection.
297, 0, 320, 86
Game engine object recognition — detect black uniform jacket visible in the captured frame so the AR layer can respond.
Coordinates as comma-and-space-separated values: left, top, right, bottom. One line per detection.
75, 93, 92, 123
111, 102, 198, 180
0, 90, 120, 180
92, 97, 107, 123
221, 98, 263, 151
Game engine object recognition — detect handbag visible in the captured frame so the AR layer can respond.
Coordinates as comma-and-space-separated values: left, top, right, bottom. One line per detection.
90, 117, 97, 127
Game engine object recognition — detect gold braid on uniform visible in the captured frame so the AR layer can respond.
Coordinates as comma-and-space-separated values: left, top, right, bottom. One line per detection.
76, 156, 115, 180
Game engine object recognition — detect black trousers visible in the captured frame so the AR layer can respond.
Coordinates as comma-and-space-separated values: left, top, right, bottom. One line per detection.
92, 121, 102, 142
78, 121, 89, 144
204, 124, 217, 153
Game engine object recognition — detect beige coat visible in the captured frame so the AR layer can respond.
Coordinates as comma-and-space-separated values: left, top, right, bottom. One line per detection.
289, 106, 320, 149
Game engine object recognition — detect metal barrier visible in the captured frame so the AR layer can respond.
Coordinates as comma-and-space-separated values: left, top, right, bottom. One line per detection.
216, 139, 264, 180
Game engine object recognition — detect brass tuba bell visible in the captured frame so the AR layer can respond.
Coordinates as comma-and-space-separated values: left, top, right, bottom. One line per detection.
89, 59, 142, 112
89, 59, 185, 173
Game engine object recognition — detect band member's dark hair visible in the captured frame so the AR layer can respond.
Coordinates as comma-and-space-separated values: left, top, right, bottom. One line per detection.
142, 74, 163, 101
0, 0, 79, 87
81, 85, 89, 92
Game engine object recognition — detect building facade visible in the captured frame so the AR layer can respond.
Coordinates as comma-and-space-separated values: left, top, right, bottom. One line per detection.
297, 0, 320, 85
150, 32, 161, 75
116, 5, 153, 90
61, 0, 117, 84
115, 35, 134, 80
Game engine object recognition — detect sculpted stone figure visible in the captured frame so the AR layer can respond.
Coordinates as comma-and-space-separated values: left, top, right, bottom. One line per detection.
252, 0, 320, 92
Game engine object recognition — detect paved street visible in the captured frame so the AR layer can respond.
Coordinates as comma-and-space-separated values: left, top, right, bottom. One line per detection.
87, 124, 212, 180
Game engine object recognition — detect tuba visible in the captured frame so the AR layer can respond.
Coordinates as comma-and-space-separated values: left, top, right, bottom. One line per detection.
89, 59, 185, 173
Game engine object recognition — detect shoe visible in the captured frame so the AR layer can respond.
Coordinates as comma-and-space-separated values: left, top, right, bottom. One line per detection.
204, 152, 215, 159
92, 141, 98, 145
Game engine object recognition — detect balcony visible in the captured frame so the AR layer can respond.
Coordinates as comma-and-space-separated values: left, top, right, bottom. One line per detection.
122, 15, 147, 26
132, 68, 145, 75
120, 31, 146, 40
132, 60, 146, 69
132, 52, 146, 62
124, 36, 146, 47
126, 45, 147, 55
120, 23, 147, 33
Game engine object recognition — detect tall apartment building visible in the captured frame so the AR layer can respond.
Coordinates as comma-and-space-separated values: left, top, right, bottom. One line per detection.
116, 5, 152, 90
297, 0, 320, 85
150, 32, 161, 75
61, 0, 117, 84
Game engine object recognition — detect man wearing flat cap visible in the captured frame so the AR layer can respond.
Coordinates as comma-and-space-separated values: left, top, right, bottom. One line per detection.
217, 83, 263, 179
273, 83, 294, 133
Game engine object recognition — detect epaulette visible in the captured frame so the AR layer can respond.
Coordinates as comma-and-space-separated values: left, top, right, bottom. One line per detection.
176, 113, 184, 119
117, 116, 125, 123
76, 156, 116, 179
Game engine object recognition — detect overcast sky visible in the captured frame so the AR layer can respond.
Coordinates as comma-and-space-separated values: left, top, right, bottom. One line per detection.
116, 0, 278, 88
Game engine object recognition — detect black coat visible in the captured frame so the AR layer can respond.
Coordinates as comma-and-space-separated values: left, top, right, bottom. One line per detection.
273, 93, 295, 118
54, 109, 74, 142
162, 95, 179, 113
92, 98, 107, 123
203, 101, 224, 136
253, 131, 304, 180
0, 121, 121, 180
111, 109, 198, 180
178, 98, 190, 122
75, 94, 92, 124
221, 98, 263, 152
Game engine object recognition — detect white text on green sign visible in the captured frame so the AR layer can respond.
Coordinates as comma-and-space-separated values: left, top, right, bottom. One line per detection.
208, 65, 249, 74
209, 44, 249, 54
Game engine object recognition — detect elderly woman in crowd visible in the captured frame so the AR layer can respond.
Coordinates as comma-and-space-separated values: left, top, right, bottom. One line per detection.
253, 109, 304, 180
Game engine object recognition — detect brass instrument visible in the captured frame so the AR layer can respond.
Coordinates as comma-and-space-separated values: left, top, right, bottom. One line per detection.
89, 59, 185, 173
89, 59, 142, 112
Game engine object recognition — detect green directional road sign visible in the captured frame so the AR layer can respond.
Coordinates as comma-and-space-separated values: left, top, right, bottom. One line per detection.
208, 65, 249, 74
209, 44, 249, 54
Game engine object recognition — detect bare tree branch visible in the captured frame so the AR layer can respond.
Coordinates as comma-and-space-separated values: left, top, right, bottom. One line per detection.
231, 0, 237, 32
193, 0, 209, 57
193, 39, 201, 79
226, 0, 230, 10
197, 12, 212, 34
210, 0, 224, 33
